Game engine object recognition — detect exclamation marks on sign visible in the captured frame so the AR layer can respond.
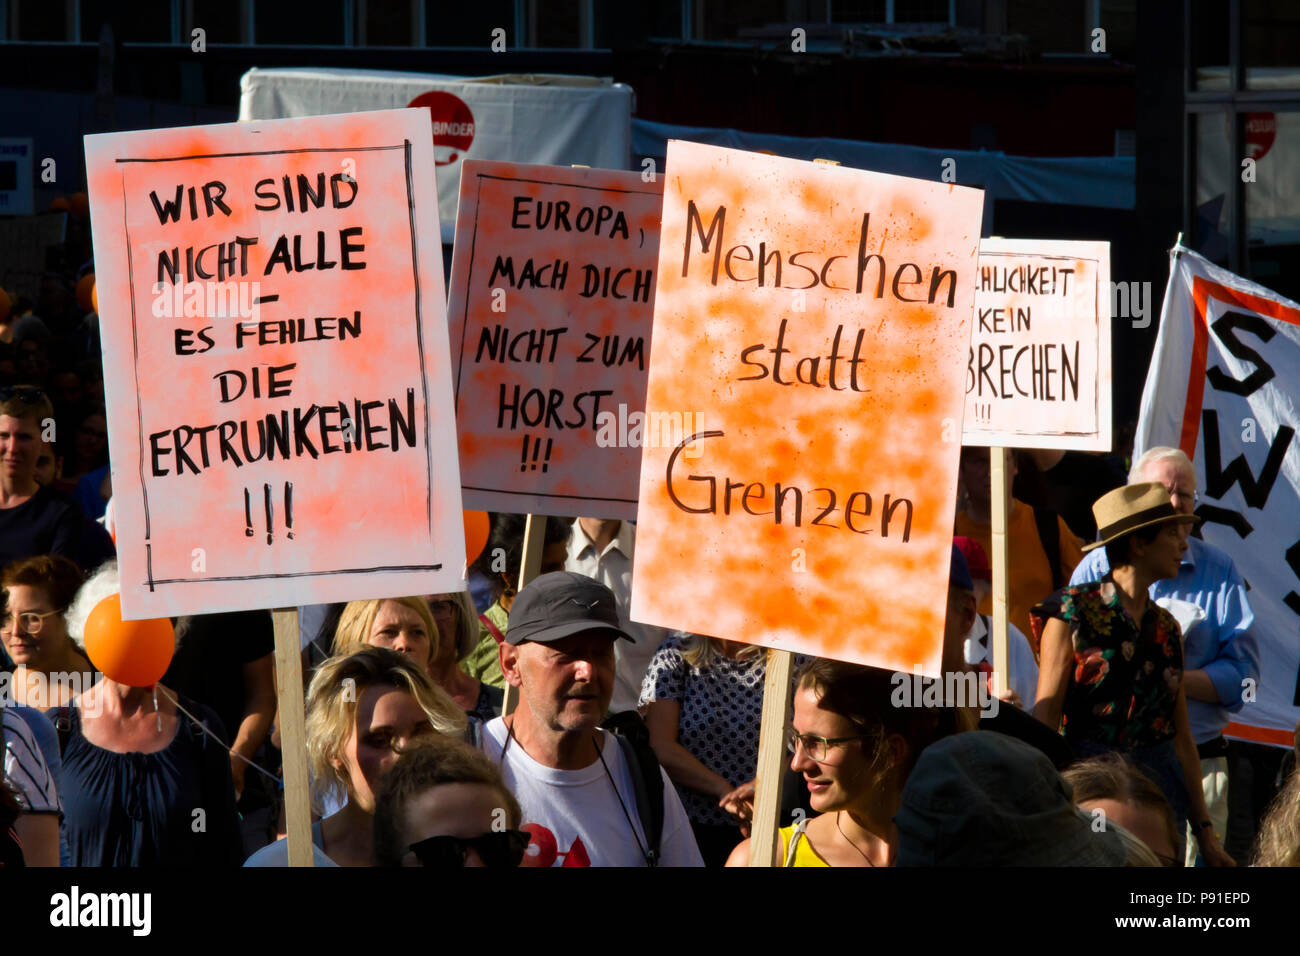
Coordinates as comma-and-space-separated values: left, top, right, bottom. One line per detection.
973, 402, 992, 424
244, 483, 296, 544
519, 435, 554, 473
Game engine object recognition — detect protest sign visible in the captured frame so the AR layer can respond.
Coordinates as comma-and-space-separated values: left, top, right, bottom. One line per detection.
631, 142, 984, 676
963, 238, 1111, 450
447, 159, 663, 520
1138, 244, 1300, 747
85, 108, 465, 620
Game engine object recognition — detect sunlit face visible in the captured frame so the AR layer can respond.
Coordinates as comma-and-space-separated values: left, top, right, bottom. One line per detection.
506, 631, 616, 734
1, 584, 70, 672
367, 600, 434, 671
789, 685, 875, 814
1139, 459, 1197, 518
336, 685, 436, 813
1078, 797, 1177, 866
0, 414, 39, 484
398, 782, 506, 867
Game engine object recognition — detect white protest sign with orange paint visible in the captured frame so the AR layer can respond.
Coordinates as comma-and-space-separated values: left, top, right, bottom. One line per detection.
85, 109, 465, 619
963, 238, 1112, 450
630, 142, 984, 675
447, 160, 663, 520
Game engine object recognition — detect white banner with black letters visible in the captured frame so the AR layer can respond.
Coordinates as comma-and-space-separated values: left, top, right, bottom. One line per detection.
1137, 244, 1300, 747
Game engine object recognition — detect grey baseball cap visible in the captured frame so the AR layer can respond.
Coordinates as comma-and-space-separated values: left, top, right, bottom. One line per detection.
504, 571, 635, 646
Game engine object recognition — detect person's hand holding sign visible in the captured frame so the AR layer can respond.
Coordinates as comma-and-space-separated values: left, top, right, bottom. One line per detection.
718, 779, 756, 837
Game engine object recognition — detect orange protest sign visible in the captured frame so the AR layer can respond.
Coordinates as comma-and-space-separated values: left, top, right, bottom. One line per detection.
85, 109, 465, 619
630, 142, 984, 674
447, 160, 662, 520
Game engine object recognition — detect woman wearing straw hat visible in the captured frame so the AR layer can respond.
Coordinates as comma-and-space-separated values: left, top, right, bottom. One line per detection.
1030, 482, 1233, 866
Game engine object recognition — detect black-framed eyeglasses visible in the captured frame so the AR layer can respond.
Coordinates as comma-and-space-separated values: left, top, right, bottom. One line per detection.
0, 385, 47, 404
409, 830, 530, 868
786, 730, 866, 762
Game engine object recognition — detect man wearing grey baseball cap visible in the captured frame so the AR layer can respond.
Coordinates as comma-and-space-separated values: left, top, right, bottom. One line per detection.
478, 571, 703, 867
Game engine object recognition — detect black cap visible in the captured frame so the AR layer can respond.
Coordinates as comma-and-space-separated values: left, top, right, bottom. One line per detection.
504, 571, 635, 646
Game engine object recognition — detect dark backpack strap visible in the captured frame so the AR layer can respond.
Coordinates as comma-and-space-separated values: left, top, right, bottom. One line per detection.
1033, 506, 1064, 591
601, 711, 664, 867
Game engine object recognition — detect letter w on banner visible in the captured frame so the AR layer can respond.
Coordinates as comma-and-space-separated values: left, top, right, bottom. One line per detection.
1137, 243, 1300, 747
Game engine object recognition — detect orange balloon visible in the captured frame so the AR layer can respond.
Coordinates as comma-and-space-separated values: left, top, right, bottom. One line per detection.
0, 287, 9, 323
463, 510, 490, 565
50, 196, 70, 212
91, 280, 97, 313
75, 274, 95, 313
82, 593, 174, 687
69, 192, 90, 219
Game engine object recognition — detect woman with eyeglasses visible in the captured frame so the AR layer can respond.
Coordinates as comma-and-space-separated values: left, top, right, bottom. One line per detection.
245, 646, 465, 867
372, 734, 526, 867
425, 592, 502, 722
1, 555, 95, 708
726, 659, 961, 867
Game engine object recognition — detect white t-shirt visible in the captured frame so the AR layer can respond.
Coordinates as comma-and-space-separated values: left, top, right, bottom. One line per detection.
481, 717, 703, 867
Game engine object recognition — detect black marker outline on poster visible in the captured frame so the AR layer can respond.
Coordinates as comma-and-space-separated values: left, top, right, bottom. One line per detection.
452, 168, 659, 508
116, 142, 440, 591
967, 251, 1103, 439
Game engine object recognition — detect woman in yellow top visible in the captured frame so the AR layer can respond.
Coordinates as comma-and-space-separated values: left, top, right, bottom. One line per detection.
726, 659, 960, 867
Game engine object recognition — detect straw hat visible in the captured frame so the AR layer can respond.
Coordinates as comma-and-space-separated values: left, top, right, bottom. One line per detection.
1081, 481, 1199, 553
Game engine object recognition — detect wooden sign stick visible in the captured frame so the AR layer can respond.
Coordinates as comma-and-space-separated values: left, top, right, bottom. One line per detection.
749, 648, 795, 867
989, 448, 1011, 696
272, 607, 313, 867
501, 513, 548, 717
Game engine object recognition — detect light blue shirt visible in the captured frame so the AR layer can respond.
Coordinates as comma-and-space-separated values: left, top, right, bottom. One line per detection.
1070, 538, 1259, 744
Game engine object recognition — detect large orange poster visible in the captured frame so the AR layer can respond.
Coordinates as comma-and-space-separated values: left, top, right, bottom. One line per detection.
84, 109, 465, 619
631, 142, 984, 674
447, 160, 663, 520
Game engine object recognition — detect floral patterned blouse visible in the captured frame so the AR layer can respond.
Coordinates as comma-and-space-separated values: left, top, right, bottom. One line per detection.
1029, 579, 1184, 750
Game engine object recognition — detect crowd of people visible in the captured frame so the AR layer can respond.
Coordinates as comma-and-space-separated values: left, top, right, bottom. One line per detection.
2, 216, 1299, 869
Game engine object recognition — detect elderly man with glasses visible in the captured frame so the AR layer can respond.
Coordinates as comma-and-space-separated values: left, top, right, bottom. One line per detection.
1070, 446, 1258, 865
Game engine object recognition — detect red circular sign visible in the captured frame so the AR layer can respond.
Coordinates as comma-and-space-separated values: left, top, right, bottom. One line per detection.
407, 91, 476, 167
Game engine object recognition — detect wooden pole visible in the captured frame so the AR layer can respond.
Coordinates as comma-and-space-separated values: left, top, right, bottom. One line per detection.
501, 513, 548, 717
749, 648, 795, 867
989, 448, 1010, 697
272, 607, 313, 867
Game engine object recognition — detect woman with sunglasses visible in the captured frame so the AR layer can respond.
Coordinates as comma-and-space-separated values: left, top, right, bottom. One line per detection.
2, 555, 95, 708
245, 646, 465, 867
727, 659, 960, 867
373, 734, 526, 867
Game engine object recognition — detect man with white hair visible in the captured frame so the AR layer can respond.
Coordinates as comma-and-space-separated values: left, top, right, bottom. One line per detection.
1070, 446, 1258, 865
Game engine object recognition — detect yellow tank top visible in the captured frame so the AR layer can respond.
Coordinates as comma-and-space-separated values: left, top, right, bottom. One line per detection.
779, 821, 829, 867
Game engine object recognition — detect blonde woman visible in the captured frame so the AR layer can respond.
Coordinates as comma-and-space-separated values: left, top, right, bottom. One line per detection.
1254, 764, 1300, 866
639, 634, 766, 866
332, 597, 438, 674
245, 646, 464, 867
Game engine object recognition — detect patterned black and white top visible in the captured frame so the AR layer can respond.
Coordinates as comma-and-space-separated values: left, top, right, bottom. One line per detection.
638, 634, 765, 828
